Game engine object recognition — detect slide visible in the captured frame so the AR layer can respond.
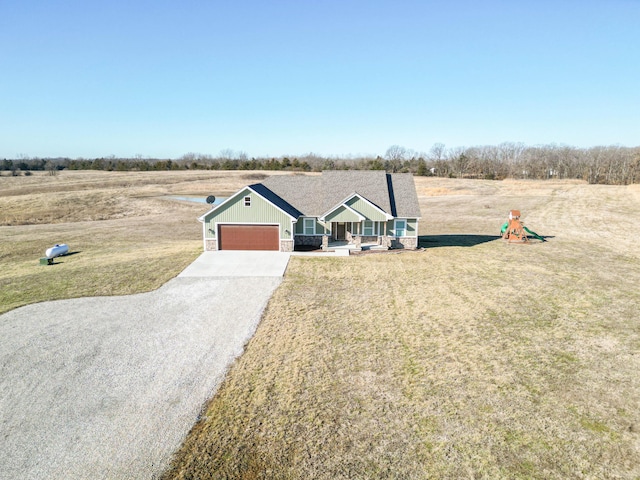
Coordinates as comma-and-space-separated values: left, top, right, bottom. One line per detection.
523, 226, 545, 242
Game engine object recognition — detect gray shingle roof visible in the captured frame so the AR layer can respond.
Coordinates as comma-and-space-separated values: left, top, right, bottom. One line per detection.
260, 175, 323, 215
319, 170, 391, 215
388, 173, 422, 218
260, 171, 420, 218
248, 183, 302, 218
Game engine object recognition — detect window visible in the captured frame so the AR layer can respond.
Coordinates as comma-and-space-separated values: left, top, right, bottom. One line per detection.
244, 196, 251, 207
395, 219, 406, 237
304, 218, 315, 235
363, 220, 373, 236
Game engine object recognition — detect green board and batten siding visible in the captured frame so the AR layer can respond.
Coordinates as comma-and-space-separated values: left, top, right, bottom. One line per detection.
294, 218, 328, 235
406, 219, 417, 235
324, 205, 363, 223
203, 188, 293, 240
385, 218, 418, 236
345, 196, 389, 222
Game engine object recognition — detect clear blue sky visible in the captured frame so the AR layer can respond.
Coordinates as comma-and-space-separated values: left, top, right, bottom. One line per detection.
1, 0, 638, 159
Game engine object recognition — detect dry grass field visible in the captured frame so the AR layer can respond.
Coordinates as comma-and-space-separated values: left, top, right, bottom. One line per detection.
162, 178, 640, 479
2, 171, 639, 478
0, 170, 279, 314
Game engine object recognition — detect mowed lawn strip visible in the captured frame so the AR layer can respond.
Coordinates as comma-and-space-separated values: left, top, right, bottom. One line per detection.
163, 239, 640, 479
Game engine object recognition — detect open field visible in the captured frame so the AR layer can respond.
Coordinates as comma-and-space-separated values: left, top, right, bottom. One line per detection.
2, 171, 640, 478
162, 178, 640, 479
0, 170, 283, 314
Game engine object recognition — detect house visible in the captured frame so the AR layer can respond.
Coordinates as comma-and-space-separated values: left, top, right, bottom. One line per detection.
199, 170, 421, 252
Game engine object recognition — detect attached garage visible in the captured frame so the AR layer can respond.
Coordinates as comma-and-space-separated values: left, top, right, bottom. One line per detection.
200, 185, 297, 252
217, 224, 280, 251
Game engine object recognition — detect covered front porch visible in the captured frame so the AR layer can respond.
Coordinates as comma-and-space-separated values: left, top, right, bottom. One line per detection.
326, 219, 391, 252
315, 193, 395, 249
329, 220, 386, 243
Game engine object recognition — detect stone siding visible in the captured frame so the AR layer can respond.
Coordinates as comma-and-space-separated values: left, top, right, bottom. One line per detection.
392, 236, 418, 250
380, 236, 393, 249
280, 239, 294, 252
295, 235, 323, 248
360, 235, 379, 244
205, 239, 217, 251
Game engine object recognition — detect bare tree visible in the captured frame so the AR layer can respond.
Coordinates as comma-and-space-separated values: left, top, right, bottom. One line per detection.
428, 143, 446, 161
384, 145, 408, 172
45, 160, 57, 176
219, 149, 235, 161
385, 145, 407, 161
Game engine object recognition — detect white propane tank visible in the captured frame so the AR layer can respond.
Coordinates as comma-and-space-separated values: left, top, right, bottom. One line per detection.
45, 244, 69, 259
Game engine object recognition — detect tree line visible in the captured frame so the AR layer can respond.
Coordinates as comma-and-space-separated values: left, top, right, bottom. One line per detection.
3, 143, 639, 185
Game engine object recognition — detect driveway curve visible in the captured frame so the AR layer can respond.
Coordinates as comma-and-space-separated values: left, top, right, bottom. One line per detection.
0, 252, 290, 480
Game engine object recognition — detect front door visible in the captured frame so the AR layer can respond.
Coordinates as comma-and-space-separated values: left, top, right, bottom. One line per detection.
335, 222, 346, 240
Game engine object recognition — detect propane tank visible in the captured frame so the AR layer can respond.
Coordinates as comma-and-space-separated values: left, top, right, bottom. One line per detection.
45, 244, 69, 259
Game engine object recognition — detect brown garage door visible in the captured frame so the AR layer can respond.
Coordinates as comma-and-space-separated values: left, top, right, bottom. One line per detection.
218, 224, 280, 251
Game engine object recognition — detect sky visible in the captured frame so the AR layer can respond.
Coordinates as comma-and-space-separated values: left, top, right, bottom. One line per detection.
1, 0, 639, 159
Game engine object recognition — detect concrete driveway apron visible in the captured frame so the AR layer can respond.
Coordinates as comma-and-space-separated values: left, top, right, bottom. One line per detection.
0, 251, 290, 480
178, 251, 291, 277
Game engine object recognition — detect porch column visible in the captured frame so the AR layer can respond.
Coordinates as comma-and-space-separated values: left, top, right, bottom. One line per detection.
322, 234, 329, 251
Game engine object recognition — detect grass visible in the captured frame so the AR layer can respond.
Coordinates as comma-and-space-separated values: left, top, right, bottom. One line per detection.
2, 171, 639, 478
162, 178, 640, 479
0, 170, 286, 314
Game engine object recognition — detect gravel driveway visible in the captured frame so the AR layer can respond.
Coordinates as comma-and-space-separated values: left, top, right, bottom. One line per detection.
0, 253, 289, 479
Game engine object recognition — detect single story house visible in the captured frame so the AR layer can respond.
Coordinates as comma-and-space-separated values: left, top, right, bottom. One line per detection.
199, 170, 421, 252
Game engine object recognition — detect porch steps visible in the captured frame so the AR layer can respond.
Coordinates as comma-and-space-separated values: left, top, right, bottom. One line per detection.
361, 244, 388, 251
328, 242, 388, 254
292, 242, 388, 256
